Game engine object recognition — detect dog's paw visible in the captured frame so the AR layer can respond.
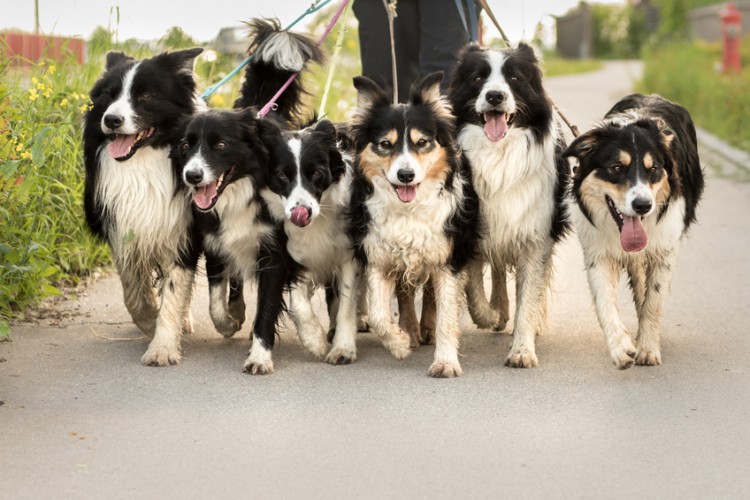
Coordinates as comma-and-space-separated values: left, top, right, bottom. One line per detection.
419, 326, 435, 345
141, 346, 181, 366
242, 358, 275, 375
297, 325, 328, 359
610, 337, 637, 369
635, 348, 661, 366
428, 360, 463, 378
357, 316, 369, 332
325, 346, 357, 366
505, 347, 538, 368
386, 332, 413, 360
213, 316, 242, 338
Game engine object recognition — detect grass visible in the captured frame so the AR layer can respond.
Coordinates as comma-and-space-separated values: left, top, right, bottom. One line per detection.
541, 55, 603, 78
638, 36, 750, 152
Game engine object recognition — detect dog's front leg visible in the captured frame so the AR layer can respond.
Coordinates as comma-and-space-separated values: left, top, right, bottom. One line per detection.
117, 261, 159, 336
206, 253, 243, 338
465, 259, 503, 331
396, 279, 420, 347
635, 253, 675, 366
325, 259, 360, 365
290, 274, 328, 359
427, 270, 463, 378
367, 267, 412, 359
141, 264, 195, 366
587, 258, 637, 369
489, 265, 510, 332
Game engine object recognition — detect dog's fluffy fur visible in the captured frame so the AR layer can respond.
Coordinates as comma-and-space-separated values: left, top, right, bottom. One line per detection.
177, 19, 322, 374
83, 48, 204, 366
349, 72, 480, 377
563, 93, 704, 368
448, 43, 569, 367
261, 119, 363, 365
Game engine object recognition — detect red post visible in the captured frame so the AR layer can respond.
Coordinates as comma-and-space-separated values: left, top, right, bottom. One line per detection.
720, 2, 742, 73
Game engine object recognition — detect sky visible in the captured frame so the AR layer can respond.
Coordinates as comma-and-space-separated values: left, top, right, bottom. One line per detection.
1, 0, 624, 44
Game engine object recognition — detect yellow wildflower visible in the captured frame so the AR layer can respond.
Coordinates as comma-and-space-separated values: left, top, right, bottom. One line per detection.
32, 77, 39, 85
15, 142, 24, 152
48, 65, 56, 75
60, 98, 69, 107
20, 151, 32, 160
28, 88, 39, 101
36, 81, 46, 91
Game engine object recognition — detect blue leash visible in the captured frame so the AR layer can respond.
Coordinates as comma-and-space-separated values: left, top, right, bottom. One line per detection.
200, 0, 334, 100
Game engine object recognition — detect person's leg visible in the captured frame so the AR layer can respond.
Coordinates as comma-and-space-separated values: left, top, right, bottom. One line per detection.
418, 0, 469, 93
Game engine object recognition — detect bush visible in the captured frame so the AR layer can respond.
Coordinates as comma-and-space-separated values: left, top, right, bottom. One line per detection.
639, 36, 750, 152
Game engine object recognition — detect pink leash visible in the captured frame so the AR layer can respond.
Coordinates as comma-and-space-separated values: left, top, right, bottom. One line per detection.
257, 0, 351, 119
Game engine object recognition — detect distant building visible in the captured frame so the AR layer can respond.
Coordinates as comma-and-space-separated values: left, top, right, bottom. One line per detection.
555, 3, 594, 59
0, 30, 85, 65
211, 26, 249, 57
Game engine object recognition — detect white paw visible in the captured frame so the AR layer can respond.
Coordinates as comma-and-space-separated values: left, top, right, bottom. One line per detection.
243, 342, 274, 375
141, 345, 181, 366
428, 360, 463, 378
213, 316, 242, 338
505, 346, 538, 368
385, 331, 413, 360
635, 348, 661, 366
297, 325, 328, 359
609, 337, 637, 370
325, 346, 357, 366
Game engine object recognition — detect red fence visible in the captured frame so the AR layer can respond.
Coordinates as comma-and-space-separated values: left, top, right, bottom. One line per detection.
1, 32, 85, 65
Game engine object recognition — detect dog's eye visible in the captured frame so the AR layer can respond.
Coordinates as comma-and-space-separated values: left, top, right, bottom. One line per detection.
180, 142, 189, 152
276, 171, 288, 181
510, 75, 519, 81
311, 170, 323, 180
215, 141, 227, 150
378, 140, 392, 150
415, 138, 428, 148
611, 164, 623, 173
138, 92, 155, 101
473, 76, 482, 83
649, 166, 658, 174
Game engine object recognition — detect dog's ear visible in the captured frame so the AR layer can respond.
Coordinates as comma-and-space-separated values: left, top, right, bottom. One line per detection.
653, 117, 676, 150
313, 120, 346, 180
313, 119, 337, 142
410, 71, 443, 105
105, 51, 134, 70
562, 128, 604, 162
515, 42, 538, 63
353, 76, 390, 110
162, 47, 204, 73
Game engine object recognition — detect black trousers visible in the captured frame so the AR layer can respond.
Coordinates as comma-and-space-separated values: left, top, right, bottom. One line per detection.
354, 0, 469, 102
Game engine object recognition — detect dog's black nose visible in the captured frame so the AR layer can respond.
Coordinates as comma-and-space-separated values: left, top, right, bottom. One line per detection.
397, 169, 415, 184
632, 197, 652, 215
184, 169, 204, 185
485, 91, 504, 106
103, 114, 123, 130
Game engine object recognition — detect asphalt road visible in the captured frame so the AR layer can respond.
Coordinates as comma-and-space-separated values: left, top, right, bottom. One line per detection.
2, 61, 749, 499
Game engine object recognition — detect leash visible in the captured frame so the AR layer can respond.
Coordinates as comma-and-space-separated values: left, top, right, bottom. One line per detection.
454, 0, 479, 43
257, 0, 352, 119
318, 0, 352, 117
200, 0, 333, 100
475, 0, 580, 137
382, 0, 399, 105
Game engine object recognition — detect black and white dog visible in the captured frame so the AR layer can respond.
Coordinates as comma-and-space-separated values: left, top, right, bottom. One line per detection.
261, 119, 362, 365
83, 48, 204, 366
349, 72, 480, 377
563, 93, 704, 368
178, 19, 323, 374
448, 43, 569, 368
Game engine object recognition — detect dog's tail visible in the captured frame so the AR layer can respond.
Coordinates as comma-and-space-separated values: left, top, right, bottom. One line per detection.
234, 18, 325, 127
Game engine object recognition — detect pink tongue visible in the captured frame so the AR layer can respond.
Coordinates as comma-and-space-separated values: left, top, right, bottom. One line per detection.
193, 182, 218, 210
108, 135, 136, 158
396, 185, 417, 203
290, 206, 311, 227
620, 216, 648, 252
483, 113, 508, 142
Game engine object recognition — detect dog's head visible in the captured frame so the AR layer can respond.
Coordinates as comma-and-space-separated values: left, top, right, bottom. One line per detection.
88, 48, 203, 161
263, 119, 346, 227
177, 108, 274, 212
563, 118, 677, 252
448, 43, 549, 142
350, 72, 457, 203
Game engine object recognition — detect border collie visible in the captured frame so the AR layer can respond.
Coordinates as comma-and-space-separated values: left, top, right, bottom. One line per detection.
563, 93, 704, 368
349, 72, 480, 378
448, 43, 569, 368
261, 119, 362, 365
178, 19, 323, 374
83, 47, 204, 366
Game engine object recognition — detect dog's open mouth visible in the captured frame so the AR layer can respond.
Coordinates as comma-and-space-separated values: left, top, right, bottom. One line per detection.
192, 167, 235, 211
606, 195, 648, 253
392, 184, 419, 203
107, 128, 155, 161
479, 111, 513, 142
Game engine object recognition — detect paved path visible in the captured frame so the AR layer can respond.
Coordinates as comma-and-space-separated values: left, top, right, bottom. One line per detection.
2, 61, 749, 499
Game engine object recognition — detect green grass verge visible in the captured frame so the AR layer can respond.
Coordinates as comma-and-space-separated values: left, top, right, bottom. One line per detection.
638, 36, 750, 152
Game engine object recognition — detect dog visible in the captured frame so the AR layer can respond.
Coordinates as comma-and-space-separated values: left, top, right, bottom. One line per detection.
178, 19, 323, 374
349, 72, 480, 377
83, 47, 205, 366
563, 93, 704, 368
260, 119, 363, 365
448, 43, 570, 368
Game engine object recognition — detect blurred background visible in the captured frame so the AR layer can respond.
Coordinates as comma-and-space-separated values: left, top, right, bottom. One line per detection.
1, 0, 748, 333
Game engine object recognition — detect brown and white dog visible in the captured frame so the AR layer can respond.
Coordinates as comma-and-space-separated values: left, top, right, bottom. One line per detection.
563, 93, 704, 368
